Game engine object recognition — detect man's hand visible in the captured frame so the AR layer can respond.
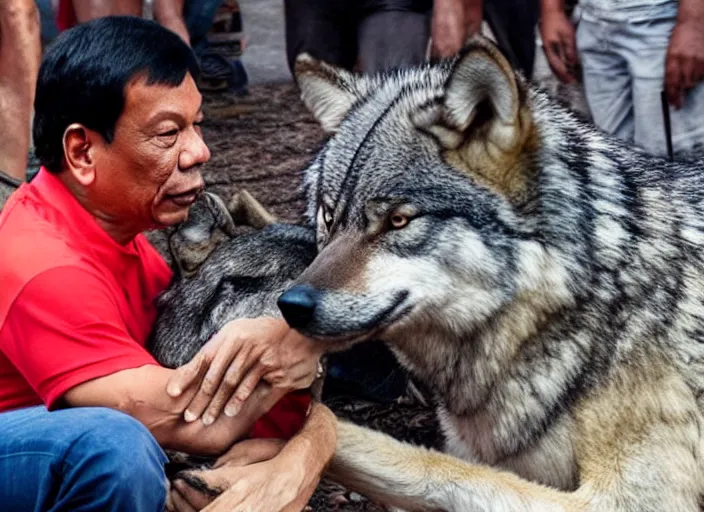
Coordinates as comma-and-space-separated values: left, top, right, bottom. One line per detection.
167, 317, 322, 426
169, 402, 336, 512
665, 19, 704, 108
431, 0, 482, 59
169, 438, 320, 512
540, 7, 578, 84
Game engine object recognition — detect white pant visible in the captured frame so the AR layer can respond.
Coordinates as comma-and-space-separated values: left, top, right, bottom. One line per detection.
577, 4, 704, 156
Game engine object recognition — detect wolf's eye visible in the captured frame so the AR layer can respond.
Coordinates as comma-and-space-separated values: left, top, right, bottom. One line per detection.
390, 213, 409, 230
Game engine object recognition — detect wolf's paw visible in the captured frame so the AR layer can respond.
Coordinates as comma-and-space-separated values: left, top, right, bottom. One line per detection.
175, 469, 225, 498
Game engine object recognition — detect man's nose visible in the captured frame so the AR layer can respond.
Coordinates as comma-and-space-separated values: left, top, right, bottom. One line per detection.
278, 285, 320, 328
179, 127, 211, 171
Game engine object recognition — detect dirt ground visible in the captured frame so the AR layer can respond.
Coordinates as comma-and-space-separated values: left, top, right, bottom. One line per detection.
183, 84, 442, 511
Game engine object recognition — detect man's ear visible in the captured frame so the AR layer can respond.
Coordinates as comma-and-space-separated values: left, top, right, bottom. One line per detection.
63, 123, 96, 186
294, 53, 360, 132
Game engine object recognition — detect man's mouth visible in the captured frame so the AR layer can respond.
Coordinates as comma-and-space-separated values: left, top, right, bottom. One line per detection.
167, 190, 200, 207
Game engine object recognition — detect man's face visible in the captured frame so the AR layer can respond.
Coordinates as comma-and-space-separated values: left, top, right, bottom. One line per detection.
91, 72, 210, 230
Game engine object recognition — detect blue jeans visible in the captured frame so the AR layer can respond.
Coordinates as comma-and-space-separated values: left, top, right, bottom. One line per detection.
185, 0, 225, 54
577, 3, 704, 156
0, 406, 168, 512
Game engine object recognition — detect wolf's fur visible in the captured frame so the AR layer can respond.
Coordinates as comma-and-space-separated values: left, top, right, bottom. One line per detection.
280, 37, 704, 511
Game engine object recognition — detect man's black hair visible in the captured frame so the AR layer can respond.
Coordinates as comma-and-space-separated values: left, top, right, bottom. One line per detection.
33, 16, 200, 173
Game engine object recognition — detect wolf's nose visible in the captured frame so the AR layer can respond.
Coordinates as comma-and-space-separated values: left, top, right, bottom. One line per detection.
278, 285, 319, 328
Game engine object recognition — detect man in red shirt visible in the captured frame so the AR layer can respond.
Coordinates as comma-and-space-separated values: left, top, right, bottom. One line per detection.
0, 16, 336, 512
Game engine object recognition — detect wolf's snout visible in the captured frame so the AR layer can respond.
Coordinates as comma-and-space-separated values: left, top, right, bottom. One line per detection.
278, 285, 319, 328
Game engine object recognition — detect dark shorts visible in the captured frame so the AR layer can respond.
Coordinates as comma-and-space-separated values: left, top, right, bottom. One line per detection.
284, 0, 433, 74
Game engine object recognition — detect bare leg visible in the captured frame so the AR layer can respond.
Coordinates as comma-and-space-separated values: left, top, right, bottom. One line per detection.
154, 0, 190, 45
0, 0, 41, 180
72, 0, 141, 21
73, 0, 189, 45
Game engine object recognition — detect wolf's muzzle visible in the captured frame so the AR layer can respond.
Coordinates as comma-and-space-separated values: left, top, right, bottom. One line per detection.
278, 284, 319, 328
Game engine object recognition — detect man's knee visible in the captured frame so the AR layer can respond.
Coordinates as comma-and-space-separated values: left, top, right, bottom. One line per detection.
64, 408, 167, 505
0, 0, 39, 32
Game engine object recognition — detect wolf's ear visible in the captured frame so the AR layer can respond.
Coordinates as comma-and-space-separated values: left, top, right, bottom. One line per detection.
295, 53, 359, 132
417, 38, 536, 203
427, 39, 521, 149
228, 189, 277, 229
203, 192, 237, 237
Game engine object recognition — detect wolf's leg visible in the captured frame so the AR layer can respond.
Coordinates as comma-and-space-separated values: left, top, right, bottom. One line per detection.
571, 366, 704, 512
228, 189, 277, 229
328, 367, 704, 512
328, 421, 587, 512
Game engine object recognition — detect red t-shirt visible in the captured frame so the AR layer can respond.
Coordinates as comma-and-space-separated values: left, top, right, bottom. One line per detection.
0, 168, 308, 438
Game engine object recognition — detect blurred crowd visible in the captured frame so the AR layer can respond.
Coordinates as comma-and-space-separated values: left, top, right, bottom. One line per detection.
1, 0, 703, 189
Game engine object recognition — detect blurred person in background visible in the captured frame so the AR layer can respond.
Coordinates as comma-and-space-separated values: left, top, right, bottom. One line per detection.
284, 0, 483, 74
540, 0, 704, 156
284, 0, 541, 78
54, 0, 248, 94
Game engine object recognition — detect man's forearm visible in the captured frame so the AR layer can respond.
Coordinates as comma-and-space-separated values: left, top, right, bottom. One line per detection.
541, 0, 566, 15
64, 364, 287, 456
677, 0, 704, 24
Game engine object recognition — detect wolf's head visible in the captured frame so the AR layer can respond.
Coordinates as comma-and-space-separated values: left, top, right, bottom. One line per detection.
279, 37, 579, 352
153, 222, 317, 368
153, 190, 316, 368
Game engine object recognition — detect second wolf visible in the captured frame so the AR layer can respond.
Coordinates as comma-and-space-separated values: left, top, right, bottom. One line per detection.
273, 37, 704, 510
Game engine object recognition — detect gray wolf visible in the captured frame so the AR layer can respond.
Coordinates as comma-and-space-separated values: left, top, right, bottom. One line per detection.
275, 36, 704, 510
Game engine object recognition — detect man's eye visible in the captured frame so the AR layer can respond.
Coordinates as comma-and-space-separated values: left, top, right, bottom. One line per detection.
159, 129, 179, 137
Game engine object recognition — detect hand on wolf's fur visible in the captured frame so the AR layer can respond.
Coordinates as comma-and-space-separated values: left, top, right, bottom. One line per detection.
430, 0, 482, 59
665, 18, 704, 108
167, 317, 321, 426
540, 7, 578, 84
170, 438, 319, 512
